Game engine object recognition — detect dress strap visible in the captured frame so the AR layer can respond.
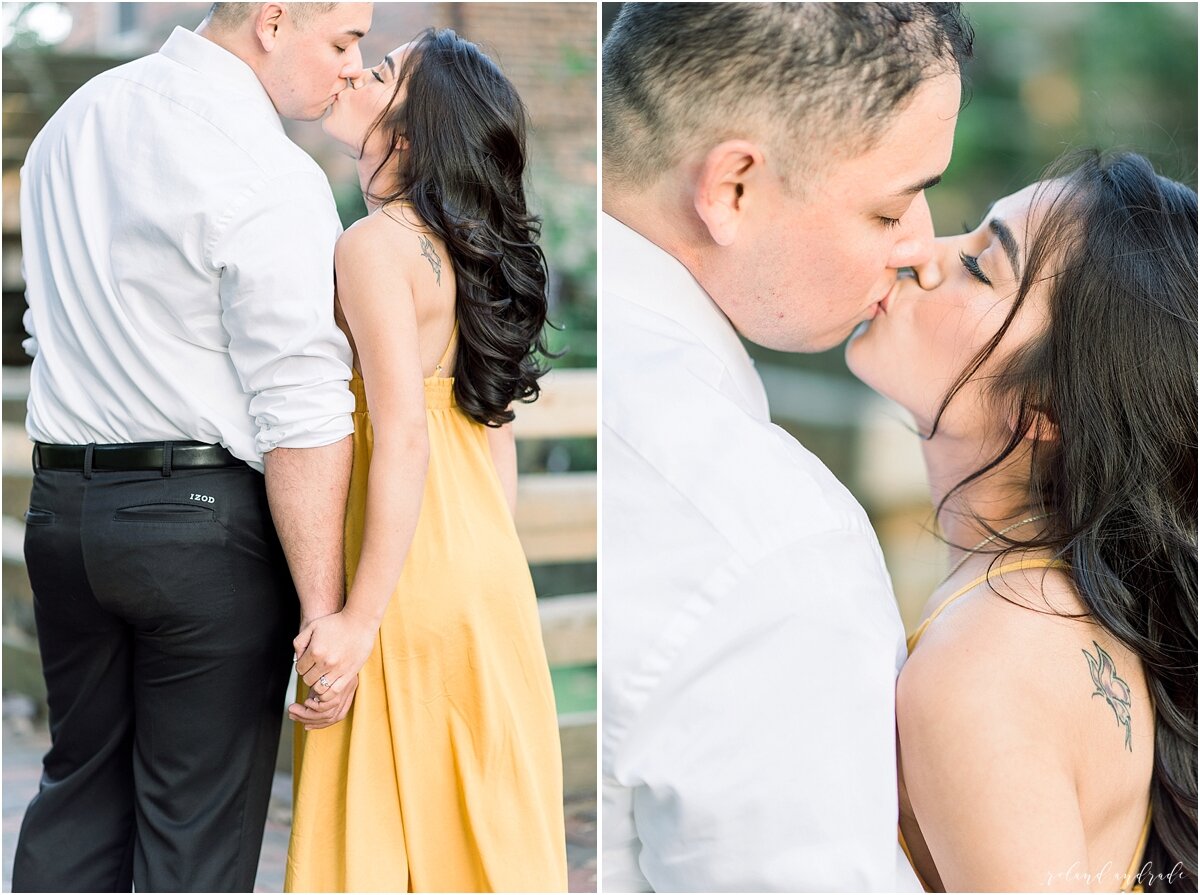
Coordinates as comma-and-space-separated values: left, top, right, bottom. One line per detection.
1122, 804, 1154, 892
433, 322, 459, 378
898, 829, 932, 892
907, 558, 1069, 652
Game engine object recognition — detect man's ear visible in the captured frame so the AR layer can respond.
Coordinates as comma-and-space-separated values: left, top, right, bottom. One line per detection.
693, 140, 763, 247
254, 4, 286, 52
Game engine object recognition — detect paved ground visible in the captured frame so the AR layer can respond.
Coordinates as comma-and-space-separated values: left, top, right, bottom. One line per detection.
3, 708, 596, 892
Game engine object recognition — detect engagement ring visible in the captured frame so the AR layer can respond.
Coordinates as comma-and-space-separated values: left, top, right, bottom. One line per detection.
318, 675, 330, 688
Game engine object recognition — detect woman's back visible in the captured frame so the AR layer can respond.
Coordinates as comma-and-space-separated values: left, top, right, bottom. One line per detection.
335, 203, 457, 379
899, 558, 1154, 892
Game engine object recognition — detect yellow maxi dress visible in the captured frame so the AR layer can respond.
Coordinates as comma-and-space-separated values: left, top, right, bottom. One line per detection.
285, 349, 568, 892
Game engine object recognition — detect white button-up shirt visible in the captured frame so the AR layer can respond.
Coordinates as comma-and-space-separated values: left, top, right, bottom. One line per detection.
21, 27, 354, 471
602, 213, 919, 892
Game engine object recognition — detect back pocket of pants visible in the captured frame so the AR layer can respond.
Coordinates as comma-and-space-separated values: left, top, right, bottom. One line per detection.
24, 508, 55, 526
113, 503, 215, 523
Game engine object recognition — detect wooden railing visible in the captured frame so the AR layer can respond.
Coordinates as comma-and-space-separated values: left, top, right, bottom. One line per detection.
513, 366, 597, 795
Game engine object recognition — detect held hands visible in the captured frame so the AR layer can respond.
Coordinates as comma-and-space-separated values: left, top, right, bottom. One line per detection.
292, 607, 379, 720
288, 673, 359, 730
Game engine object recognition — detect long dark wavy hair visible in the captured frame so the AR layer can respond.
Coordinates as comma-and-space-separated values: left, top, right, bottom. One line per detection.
362, 28, 550, 426
929, 150, 1197, 890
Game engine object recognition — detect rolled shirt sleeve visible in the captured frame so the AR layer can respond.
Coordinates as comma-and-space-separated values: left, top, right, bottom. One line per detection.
211, 170, 354, 455
21, 249, 37, 359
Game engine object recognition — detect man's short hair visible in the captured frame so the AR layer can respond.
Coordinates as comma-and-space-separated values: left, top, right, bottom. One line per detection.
206, 3, 340, 31
603, 3, 974, 191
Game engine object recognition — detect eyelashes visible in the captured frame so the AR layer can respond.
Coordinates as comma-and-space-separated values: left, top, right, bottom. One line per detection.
958, 250, 992, 287
878, 215, 902, 230
959, 221, 993, 287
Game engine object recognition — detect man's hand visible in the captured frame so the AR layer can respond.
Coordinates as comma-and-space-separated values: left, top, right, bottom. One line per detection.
288, 674, 359, 730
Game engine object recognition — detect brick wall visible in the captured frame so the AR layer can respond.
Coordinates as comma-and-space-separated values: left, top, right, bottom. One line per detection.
459, 3, 596, 188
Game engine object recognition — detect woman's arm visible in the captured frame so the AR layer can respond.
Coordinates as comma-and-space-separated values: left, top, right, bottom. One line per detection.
898, 613, 1091, 892
293, 220, 431, 707
486, 422, 518, 516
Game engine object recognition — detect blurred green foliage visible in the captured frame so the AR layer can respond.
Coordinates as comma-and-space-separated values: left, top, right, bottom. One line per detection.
937, 2, 1198, 234
530, 164, 597, 373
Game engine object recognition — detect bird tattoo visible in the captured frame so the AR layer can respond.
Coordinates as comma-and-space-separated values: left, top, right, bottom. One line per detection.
1082, 641, 1133, 751
419, 234, 442, 285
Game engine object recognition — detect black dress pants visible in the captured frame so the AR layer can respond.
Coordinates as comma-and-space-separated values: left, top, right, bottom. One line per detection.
12, 460, 298, 892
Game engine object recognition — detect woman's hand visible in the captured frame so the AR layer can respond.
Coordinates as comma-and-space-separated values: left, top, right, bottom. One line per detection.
293, 608, 379, 701
288, 674, 360, 730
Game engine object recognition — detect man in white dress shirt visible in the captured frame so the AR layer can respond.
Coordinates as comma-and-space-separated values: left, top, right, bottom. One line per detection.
602, 4, 974, 891
13, 4, 372, 891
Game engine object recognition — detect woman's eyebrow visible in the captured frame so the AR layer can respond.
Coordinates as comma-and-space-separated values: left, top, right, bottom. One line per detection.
989, 217, 1021, 279
385, 55, 397, 76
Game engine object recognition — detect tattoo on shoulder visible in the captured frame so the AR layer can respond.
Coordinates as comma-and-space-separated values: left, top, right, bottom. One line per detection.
419, 234, 442, 286
1082, 641, 1133, 751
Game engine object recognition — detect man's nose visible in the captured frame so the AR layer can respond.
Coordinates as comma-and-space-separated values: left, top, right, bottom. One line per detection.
339, 47, 365, 84
887, 192, 944, 289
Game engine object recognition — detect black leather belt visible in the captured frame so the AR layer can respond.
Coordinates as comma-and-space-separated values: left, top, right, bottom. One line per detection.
34, 441, 244, 471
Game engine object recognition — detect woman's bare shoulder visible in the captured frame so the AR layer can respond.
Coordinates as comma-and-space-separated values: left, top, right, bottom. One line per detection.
900, 561, 1147, 756
336, 207, 445, 277
906, 568, 1078, 716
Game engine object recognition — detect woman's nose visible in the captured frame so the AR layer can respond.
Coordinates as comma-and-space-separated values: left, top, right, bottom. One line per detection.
909, 251, 945, 290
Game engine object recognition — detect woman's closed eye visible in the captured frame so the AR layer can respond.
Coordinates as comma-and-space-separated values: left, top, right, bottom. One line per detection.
372, 68, 385, 84
958, 250, 992, 287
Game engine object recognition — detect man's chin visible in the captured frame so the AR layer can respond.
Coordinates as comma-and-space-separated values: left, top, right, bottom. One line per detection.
777, 323, 860, 354
289, 103, 333, 124
743, 330, 844, 354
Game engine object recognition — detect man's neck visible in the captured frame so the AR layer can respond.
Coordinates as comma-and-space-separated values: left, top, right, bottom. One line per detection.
194, 22, 260, 77
605, 181, 709, 276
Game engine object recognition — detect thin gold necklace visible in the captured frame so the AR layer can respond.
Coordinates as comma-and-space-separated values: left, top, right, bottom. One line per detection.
943, 512, 1052, 583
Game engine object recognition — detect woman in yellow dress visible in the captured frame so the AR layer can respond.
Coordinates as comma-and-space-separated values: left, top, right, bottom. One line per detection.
282, 28, 567, 892
847, 151, 1196, 892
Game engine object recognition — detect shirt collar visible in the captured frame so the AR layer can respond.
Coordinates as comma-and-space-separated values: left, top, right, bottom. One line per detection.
603, 212, 770, 418
158, 27, 283, 133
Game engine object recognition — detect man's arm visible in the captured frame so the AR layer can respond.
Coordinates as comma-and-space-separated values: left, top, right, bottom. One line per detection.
211, 170, 356, 616
615, 531, 908, 892
263, 437, 352, 624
